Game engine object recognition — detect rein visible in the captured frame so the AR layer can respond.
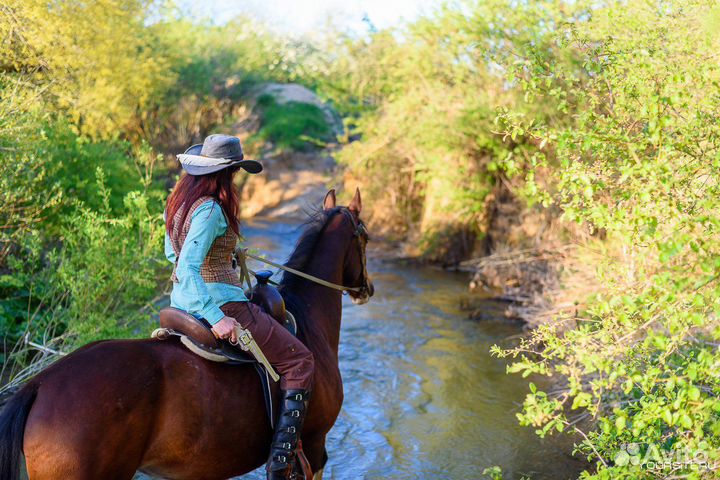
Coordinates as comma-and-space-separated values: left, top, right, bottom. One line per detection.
235, 208, 370, 295
240, 250, 361, 293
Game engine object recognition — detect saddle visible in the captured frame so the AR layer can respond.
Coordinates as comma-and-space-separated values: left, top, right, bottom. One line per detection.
152, 270, 297, 426
155, 270, 297, 358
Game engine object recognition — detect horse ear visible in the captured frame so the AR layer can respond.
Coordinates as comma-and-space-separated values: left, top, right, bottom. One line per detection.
348, 187, 362, 214
323, 189, 337, 210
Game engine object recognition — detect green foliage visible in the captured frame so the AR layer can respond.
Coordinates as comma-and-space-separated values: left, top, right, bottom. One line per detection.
326, 0, 720, 477
490, 1, 720, 478
328, 16, 506, 246
39, 122, 146, 218
482, 466, 503, 480
0, 88, 62, 268
251, 94, 332, 152
4, 183, 165, 356
0, 115, 167, 357
51, 184, 165, 344
1, 0, 171, 139
0, 70, 167, 370
156, 16, 321, 99
143, 15, 335, 148
321, 0, 592, 253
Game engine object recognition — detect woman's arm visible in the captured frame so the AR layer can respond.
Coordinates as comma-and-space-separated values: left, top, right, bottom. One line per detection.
164, 231, 176, 264
174, 201, 228, 325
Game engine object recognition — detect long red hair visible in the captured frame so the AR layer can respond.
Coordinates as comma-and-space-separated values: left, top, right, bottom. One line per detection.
166, 166, 241, 236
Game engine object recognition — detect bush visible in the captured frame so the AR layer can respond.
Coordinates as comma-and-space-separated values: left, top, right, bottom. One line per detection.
0, 0, 171, 139
326, 1, 720, 477
0, 110, 167, 366
51, 185, 165, 344
326, 9, 535, 250
251, 94, 333, 151
492, 1, 720, 478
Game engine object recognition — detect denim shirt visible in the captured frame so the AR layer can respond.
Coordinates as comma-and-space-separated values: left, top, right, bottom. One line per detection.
164, 200, 248, 325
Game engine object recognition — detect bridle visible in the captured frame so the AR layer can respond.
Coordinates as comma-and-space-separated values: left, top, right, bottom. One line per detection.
339, 207, 371, 298
238, 207, 371, 296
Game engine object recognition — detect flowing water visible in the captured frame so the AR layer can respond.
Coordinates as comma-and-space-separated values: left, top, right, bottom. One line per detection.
235, 217, 585, 480
136, 216, 584, 480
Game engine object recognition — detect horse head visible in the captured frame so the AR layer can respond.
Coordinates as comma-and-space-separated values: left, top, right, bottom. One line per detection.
322, 188, 374, 305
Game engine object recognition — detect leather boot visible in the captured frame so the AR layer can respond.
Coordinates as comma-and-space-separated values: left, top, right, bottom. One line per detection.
266, 389, 311, 479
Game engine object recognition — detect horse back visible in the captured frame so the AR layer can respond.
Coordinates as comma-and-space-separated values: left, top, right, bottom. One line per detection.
22, 338, 271, 479
22, 339, 167, 478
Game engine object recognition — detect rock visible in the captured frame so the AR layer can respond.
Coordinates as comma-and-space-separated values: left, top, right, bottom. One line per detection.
231, 83, 342, 220
247, 82, 343, 135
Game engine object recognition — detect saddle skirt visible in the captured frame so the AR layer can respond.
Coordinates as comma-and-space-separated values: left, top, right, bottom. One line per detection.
152, 307, 298, 364
151, 275, 298, 429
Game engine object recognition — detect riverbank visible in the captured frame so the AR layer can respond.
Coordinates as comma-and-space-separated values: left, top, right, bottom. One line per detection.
354, 182, 597, 329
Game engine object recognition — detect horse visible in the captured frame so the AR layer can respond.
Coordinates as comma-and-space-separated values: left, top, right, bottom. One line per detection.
0, 188, 373, 480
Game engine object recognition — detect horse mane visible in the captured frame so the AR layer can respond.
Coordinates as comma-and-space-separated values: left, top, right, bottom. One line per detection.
279, 206, 343, 288
280, 290, 322, 351
279, 206, 343, 357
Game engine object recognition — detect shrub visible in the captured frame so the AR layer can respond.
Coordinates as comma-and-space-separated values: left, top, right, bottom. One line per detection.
493, 1, 720, 477
0, 0, 171, 139
0, 113, 167, 366
251, 94, 333, 152
51, 184, 165, 345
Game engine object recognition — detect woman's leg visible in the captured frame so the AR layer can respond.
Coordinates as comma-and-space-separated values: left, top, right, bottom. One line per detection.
221, 301, 314, 390
220, 301, 314, 479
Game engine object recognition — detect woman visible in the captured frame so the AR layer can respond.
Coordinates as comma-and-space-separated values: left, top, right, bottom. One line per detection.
164, 134, 314, 480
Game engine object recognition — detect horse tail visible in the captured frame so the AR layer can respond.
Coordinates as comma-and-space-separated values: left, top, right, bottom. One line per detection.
0, 383, 38, 480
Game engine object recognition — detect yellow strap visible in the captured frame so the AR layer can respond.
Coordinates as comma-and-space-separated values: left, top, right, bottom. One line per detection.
234, 248, 254, 291
237, 248, 361, 293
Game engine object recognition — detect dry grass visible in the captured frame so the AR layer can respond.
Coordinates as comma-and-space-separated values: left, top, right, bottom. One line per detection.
460, 182, 604, 329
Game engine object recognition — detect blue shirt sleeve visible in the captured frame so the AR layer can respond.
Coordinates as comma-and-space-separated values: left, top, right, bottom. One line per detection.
163, 209, 176, 264
164, 231, 176, 264
174, 200, 229, 325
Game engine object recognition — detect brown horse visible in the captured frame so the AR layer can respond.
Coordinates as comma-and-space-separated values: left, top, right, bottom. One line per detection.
0, 189, 373, 480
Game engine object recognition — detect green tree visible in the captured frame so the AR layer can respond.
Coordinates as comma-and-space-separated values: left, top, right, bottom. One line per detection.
493, 1, 720, 477
1, 0, 171, 139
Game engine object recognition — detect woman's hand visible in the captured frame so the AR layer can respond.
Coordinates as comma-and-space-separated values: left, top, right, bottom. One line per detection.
212, 316, 240, 343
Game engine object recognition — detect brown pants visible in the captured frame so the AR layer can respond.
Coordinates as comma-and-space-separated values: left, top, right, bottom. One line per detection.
220, 301, 314, 390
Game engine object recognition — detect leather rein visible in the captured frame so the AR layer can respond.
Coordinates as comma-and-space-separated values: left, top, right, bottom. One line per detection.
235, 208, 371, 296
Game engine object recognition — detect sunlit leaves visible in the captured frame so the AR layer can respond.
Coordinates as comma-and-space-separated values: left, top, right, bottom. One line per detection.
1, 0, 171, 138
492, 0, 720, 477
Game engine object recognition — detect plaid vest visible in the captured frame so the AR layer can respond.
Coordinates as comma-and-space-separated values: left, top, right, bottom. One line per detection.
169, 196, 241, 286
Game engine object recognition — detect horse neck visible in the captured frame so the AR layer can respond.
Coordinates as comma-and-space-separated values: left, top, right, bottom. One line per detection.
286, 225, 347, 356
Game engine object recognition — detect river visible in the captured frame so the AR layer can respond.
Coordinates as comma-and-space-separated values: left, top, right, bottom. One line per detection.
135, 214, 583, 480
236, 216, 585, 479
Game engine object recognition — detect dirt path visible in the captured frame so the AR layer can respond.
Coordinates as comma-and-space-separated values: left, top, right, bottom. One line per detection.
238, 149, 337, 220
227, 82, 343, 220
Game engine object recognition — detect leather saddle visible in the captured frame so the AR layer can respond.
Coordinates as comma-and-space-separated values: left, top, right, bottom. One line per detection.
157, 270, 296, 362
154, 270, 296, 429
159, 308, 218, 348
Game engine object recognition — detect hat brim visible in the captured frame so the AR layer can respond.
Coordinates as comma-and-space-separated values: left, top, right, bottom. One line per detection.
180, 144, 262, 175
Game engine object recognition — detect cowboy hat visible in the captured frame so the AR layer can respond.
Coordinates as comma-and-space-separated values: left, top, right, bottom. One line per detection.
177, 134, 262, 175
